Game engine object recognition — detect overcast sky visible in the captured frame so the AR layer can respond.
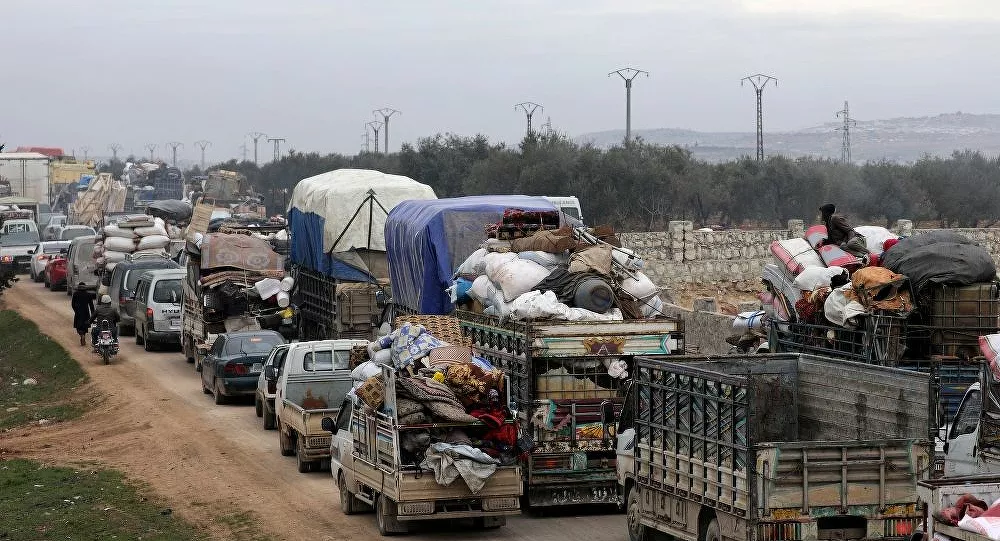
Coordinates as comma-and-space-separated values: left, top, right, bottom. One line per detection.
1, 0, 997, 163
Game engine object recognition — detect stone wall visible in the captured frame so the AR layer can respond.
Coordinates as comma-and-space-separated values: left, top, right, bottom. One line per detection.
621, 219, 1000, 287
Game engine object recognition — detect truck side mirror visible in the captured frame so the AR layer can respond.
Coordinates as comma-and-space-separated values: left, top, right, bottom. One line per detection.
321, 417, 337, 434
264, 366, 277, 381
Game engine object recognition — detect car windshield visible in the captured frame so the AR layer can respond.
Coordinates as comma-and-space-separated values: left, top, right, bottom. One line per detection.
303, 350, 351, 371
61, 228, 95, 240
43, 243, 69, 254
152, 279, 181, 303
226, 335, 282, 356
1, 231, 40, 246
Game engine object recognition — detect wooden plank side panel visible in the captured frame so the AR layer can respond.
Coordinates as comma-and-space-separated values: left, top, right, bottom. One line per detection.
397, 466, 523, 501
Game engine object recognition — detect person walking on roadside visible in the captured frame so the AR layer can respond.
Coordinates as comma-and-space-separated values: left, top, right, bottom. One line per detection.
71, 283, 95, 346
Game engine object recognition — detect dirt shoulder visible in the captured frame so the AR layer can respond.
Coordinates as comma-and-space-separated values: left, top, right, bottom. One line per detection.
0, 285, 370, 541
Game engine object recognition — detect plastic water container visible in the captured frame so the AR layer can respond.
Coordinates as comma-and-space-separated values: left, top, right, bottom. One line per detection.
279, 276, 295, 292
276, 291, 290, 308
574, 277, 615, 313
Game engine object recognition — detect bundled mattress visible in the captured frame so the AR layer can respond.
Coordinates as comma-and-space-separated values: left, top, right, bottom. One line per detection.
770, 238, 824, 276
805, 225, 864, 268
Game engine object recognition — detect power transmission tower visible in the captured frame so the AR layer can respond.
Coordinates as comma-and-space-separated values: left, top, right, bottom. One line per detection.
247, 131, 267, 165
741, 73, 778, 161
194, 140, 211, 170
108, 143, 122, 162
836, 101, 856, 164
144, 143, 157, 162
361, 131, 370, 153
166, 141, 183, 166
366, 121, 383, 154
79, 146, 90, 161
373, 108, 400, 152
239, 144, 249, 163
267, 137, 286, 162
514, 102, 543, 137
541, 116, 553, 135
608, 67, 649, 144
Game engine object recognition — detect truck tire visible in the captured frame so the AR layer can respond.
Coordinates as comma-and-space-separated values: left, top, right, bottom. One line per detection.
263, 407, 276, 430
254, 396, 263, 418
338, 473, 363, 515
627, 487, 647, 541
279, 424, 295, 456
296, 437, 314, 473
375, 495, 406, 535
704, 518, 721, 541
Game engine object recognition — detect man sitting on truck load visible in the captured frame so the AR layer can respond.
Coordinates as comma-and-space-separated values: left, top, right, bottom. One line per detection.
818, 203, 870, 261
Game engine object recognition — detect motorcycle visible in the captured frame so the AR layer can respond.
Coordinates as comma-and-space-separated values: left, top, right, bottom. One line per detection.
95, 320, 119, 365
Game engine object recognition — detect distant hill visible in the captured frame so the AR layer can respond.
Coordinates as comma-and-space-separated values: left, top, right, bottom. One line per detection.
576, 112, 1000, 163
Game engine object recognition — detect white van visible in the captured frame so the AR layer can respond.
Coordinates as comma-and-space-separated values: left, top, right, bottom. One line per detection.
543, 196, 584, 222
132, 269, 186, 351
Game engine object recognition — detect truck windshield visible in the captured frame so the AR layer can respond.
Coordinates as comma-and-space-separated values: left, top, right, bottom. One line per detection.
1, 231, 40, 245
303, 350, 351, 371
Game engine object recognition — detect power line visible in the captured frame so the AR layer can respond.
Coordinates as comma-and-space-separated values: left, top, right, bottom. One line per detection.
514, 102, 543, 137
194, 140, 211, 170
79, 146, 90, 161
836, 101, 857, 164
247, 131, 267, 165
267, 137, 286, 162
741, 73, 778, 161
144, 143, 157, 162
366, 121, 383, 154
166, 141, 183, 167
608, 67, 649, 144
108, 143, 122, 162
372, 108, 400, 152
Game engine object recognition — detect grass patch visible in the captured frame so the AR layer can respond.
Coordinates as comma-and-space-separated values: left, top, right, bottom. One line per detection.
0, 309, 88, 430
0, 458, 202, 540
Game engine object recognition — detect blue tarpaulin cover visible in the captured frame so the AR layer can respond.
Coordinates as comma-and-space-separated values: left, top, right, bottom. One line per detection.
385, 195, 558, 315
289, 207, 376, 281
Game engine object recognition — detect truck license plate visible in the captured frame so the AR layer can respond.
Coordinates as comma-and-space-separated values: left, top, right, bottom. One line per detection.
251, 363, 263, 373
170, 318, 180, 327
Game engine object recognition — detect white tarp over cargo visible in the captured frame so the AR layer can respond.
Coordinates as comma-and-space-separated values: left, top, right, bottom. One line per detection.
288, 169, 436, 254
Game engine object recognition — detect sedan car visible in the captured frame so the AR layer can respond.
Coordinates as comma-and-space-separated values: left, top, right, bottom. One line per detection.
202, 331, 286, 405
44, 255, 68, 291
28, 241, 70, 282
255, 343, 290, 430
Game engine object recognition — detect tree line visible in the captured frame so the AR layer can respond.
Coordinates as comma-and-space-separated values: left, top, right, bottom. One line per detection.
104, 134, 1000, 231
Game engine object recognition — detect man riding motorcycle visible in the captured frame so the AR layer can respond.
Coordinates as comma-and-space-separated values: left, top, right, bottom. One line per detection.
89, 295, 120, 351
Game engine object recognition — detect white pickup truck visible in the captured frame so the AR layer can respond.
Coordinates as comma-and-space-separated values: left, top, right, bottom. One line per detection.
0, 215, 41, 274
271, 339, 368, 473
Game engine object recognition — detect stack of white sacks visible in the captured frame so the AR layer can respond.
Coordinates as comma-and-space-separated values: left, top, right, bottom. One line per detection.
94, 217, 184, 272
454, 241, 665, 322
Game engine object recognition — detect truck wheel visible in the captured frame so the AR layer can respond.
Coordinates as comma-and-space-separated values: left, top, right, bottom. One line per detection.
627, 487, 647, 541
279, 425, 295, 456
375, 495, 406, 535
263, 408, 276, 430
136, 329, 144, 346
254, 396, 263, 417
704, 518, 721, 541
296, 437, 313, 473
339, 474, 363, 515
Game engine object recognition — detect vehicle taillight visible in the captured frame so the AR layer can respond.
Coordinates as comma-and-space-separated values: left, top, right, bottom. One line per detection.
146, 308, 153, 318
37, 255, 49, 261
224, 364, 249, 376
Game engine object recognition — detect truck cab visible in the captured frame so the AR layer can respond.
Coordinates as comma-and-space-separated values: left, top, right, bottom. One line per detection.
1, 216, 41, 273
943, 381, 996, 477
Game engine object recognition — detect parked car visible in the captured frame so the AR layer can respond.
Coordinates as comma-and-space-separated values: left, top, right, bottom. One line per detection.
255, 343, 291, 429
28, 241, 70, 282
41, 215, 67, 241
132, 269, 185, 351
65, 235, 99, 297
44, 254, 68, 291
202, 331, 286, 405
108, 257, 181, 336
57, 225, 97, 241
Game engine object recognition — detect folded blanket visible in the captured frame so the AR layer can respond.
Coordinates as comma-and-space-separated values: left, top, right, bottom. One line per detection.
397, 376, 477, 424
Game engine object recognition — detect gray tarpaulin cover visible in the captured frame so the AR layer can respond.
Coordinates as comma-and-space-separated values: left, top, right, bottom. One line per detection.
146, 199, 193, 222
420, 442, 499, 493
880, 231, 997, 293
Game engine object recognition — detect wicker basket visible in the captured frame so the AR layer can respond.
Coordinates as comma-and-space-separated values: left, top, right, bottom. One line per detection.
356, 375, 385, 409
393, 314, 471, 347
349, 345, 369, 369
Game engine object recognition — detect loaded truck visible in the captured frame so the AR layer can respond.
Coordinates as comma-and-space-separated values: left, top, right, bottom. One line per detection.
272, 339, 367, 473
916, 475, 1000, 541
323, 364, 522, 536
180, 232, 287, 369
383, 194, 684, 507
619, 354, 936, 541
0, 152, 50, 205
288, 169, 436, 341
